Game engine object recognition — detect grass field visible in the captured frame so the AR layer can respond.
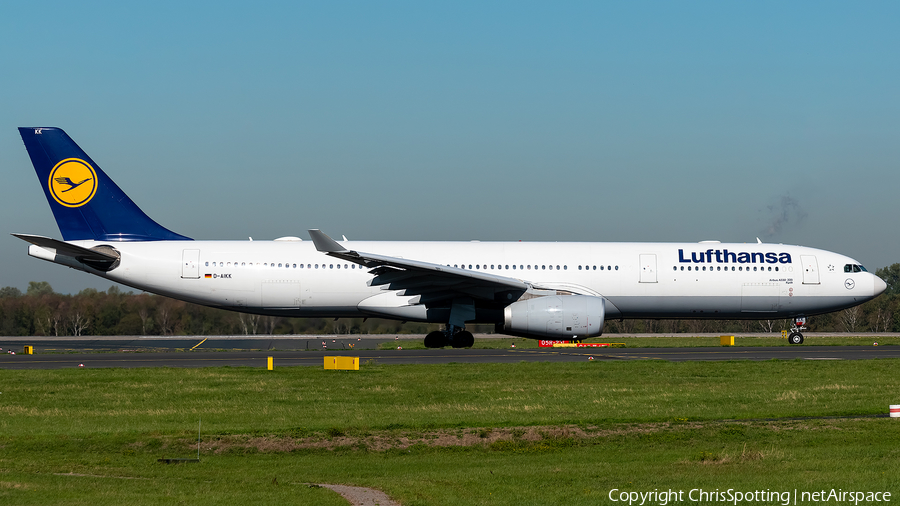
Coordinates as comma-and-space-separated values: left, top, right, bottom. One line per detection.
1, 360, 899, 504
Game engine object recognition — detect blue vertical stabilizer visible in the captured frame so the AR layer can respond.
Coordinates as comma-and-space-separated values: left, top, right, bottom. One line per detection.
18, 127, 191, 241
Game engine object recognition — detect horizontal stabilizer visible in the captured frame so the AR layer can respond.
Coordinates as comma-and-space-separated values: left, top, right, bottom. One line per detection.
12, 234, 119, 263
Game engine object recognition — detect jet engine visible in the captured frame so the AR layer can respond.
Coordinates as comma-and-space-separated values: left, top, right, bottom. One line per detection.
502, 295, 605, 339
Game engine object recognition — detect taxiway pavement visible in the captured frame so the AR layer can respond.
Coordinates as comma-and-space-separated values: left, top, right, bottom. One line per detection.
1, 335, 897, 370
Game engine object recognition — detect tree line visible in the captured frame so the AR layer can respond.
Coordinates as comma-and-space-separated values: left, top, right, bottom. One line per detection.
2, 264, 899, 337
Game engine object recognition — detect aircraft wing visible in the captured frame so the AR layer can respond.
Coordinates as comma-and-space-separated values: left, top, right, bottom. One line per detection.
309, 229, 528, 304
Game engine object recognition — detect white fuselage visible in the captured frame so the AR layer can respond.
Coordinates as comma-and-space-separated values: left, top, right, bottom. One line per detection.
34, 239, 885, 322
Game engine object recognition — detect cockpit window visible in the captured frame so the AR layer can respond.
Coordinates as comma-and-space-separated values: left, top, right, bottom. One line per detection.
844, 264, 866, 273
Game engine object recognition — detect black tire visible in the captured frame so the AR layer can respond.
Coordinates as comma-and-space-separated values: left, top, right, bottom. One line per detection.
788, 332, 804, 345
424, 331, 447, 348
452, 330, 475, 348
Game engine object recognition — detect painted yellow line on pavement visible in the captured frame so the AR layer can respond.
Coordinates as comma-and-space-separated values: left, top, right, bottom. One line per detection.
189, 338, 208, 351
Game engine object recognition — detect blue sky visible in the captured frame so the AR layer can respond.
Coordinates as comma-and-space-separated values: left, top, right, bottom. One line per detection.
2, 1, 899, 294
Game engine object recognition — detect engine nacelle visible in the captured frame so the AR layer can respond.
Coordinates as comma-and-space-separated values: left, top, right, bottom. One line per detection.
502, 295, 605, 339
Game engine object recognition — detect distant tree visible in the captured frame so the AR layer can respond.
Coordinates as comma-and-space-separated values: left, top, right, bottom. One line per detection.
26, 281, 54, 297
838, 306, 861, 332
0, 286, 22, 298
875, 264, 900, 295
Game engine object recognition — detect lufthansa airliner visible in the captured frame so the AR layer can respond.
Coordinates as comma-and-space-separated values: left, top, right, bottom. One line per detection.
14, 128, 886, 347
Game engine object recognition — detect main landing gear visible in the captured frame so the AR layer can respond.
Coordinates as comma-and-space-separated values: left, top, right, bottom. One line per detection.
788, 316, 807, 345
424, 325, 474, 348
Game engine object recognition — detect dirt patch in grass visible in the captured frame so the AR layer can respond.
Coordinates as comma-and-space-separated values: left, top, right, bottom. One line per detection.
172, 419, 856, 454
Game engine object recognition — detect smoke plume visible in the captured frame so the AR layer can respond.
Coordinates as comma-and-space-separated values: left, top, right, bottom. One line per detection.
761, 195, 807, 237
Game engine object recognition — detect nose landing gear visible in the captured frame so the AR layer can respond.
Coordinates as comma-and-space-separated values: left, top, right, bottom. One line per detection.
788, 317, 807, 345
424, 325, 475, 348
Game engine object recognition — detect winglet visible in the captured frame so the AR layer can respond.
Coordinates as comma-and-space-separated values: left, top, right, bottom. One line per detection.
308, 229, 348, 253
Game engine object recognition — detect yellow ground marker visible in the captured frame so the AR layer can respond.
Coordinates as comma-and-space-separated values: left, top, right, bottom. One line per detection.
324, 356, 359, 370
189, 338, 208, 351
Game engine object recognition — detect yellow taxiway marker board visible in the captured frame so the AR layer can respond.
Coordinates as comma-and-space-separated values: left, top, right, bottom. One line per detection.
324, 356, 359, 370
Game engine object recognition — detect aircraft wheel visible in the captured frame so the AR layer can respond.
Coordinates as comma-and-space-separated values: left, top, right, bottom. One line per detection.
452, 330, 475, 348
424, 331, 447, 348
788, 332, 804, 345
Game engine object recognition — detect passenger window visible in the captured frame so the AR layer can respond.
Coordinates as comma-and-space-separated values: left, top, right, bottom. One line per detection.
680, 266, 684, 271
205, 262, 209, 266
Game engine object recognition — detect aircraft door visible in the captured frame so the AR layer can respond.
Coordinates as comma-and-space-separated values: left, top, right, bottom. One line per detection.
639, 254, 657, 283
181, 249, 200, 279
800, 255, 820, 284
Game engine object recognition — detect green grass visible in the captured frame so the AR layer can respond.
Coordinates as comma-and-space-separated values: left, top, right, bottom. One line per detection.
1, 361, 899, 504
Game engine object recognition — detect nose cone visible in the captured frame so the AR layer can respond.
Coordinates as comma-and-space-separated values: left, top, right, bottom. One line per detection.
874, 275, 888, 296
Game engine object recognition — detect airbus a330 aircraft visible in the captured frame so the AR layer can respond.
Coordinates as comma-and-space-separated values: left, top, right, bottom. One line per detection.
14, 127, 887, 347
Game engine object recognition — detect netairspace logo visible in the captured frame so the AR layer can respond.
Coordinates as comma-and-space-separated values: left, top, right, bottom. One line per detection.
608, 488, 892, 506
